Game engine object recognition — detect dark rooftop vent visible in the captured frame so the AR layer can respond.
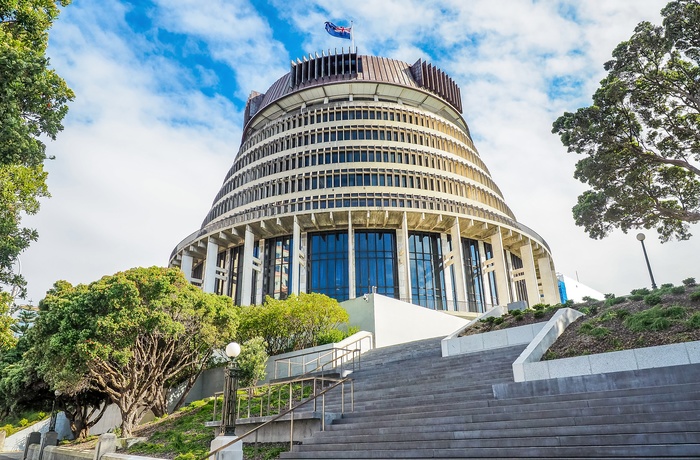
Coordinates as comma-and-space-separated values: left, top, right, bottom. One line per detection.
410, 59, 462, 113
290, 49, 360, 88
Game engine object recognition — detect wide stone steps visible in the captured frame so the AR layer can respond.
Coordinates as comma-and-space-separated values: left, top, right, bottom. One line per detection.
279, 338, 700, 459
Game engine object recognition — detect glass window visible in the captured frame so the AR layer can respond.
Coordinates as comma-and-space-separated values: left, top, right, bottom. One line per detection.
462, 238, 486, 313
263, 236, 292, 300
308, 232, 349, 301
409, 232, 447, 310
355, 231, 398, 299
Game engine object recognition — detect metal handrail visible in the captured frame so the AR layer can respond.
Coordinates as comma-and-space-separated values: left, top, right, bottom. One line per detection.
275, 347, 360, 381
211, 375, 343, 421
202, 377, 354, 460
273, 333, 372, 379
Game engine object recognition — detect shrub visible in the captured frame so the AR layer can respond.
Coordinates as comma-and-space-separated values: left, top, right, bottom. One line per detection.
237, 337, 269, 387
671, 286, 686, 295
624, 306, 686, 332
661, 283, 674, 289
690, 290, 700, 302
629, 294, 644, 301
605, 296, 626, 306
630, 288, 651, 296
579, 322, 609, 337
316, 328, 346, 345
533, 310, 545, 319
531, 303, 548, 311
492, 317, 504, 325
687, 313, 700, 329
615, 309, 630, 320
510, 309, 522, 317
644, 294, 662, 306
682, 277, 696, 287
581, 296, 599, 303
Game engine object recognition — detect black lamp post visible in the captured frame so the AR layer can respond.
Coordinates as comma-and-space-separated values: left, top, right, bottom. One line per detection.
48, 390, 61, 432
636, 233, 658, 290
221, 342, 241, 436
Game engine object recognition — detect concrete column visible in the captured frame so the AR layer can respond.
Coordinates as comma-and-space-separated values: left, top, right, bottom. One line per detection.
299, 231, 308, 293
240, 226, 255, 306
203, 239, 219, 293
396, 212, 412, 302
489, 229, 511, 306
255, 239, 264, 305
348, 211, 356, 299
180, 253, 194, 283
519, 241, 541, 307
538, 255, 560, 305
292, 216, 301, 295
441, 232, 455, 311
450, 220, 468, 311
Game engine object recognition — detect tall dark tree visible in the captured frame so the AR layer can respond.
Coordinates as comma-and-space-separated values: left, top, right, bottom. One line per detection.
552, 0, 700, 241
30, 267, 239, 437
0, 0, 74, 331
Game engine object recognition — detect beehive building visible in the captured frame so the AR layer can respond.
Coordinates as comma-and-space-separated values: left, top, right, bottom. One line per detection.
169, 50, 560, 312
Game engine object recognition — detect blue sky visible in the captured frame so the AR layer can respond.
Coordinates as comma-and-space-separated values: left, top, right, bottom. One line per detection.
19, 0, 699, 304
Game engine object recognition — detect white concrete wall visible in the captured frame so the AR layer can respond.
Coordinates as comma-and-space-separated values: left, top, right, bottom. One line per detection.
519, 341, 700, 382
441, 322, 546, 358
3, 416, 72, 452
346, 294, 469, 348
511, 307, 586, 382
559, 274, 605, 303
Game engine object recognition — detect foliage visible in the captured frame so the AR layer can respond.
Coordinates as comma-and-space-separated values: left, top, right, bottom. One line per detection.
690, 289, 700, 301
683, 277, 697, 286
28, 267, 239, 437
687, 312, 700, 328
624, 305, 687, 331
238, 293, 349, 355
315, 328, 346, 345
0, 0, 74, 305
0, 293, 16, 352
644, 293, 663, 306
237, 337, 268, 388
552, 0, 700, 241
605, 295, 627, 306
671, 285, 687, 294
126, 398, 216, 459
579, 322, 611, 338
631, 288, 651, 296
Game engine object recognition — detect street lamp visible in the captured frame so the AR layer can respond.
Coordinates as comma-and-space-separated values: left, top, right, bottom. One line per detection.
221, 342, 241, 436
636, 233, 658, 290
48, 390, 61, 432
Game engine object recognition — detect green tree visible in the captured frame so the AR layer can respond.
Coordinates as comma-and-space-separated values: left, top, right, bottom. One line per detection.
29, 267, 239, 437
236, 337, 268, 388
552, 0, 700, 241
0, 0, 74, 336
238, 293, 349, 355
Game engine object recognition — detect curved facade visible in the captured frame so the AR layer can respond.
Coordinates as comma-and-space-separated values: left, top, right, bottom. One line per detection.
170, 51, 560, 312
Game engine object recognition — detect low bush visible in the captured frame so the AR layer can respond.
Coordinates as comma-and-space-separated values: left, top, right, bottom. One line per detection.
644, 294, 662, 306
671, 286, 686, 295
630, 288, 651, 296
682, 277, 696, 287
687, 313, 700, 329
605, 296, 627, 306
624, 306, 686, 332
690, 290, 700, 302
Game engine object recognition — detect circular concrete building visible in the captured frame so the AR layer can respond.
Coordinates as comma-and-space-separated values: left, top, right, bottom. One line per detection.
169, 51, 559, 312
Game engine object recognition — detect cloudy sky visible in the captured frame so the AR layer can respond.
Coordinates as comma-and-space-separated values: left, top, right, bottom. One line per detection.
19, 0, 698, 304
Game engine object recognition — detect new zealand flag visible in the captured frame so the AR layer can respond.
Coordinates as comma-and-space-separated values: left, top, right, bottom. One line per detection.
325, 21, 352, 40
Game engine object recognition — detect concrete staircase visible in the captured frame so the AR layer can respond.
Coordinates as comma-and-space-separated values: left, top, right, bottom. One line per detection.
279, 337, 700, 459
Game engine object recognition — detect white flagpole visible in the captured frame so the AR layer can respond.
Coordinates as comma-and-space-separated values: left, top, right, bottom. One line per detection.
351, 21, 355, 52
